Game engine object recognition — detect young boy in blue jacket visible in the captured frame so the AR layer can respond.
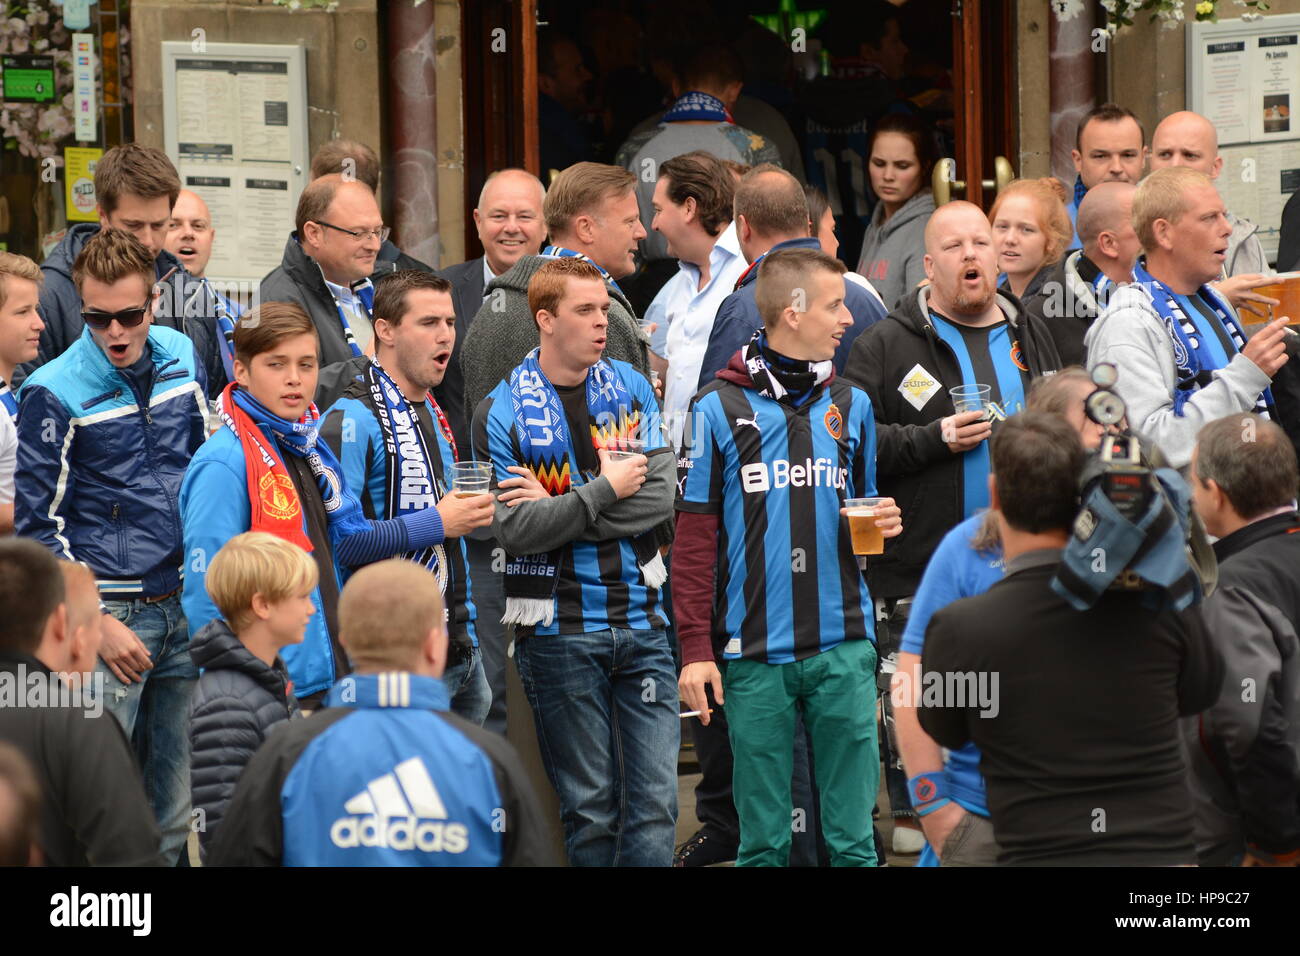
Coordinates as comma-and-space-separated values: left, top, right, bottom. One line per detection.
180, 301, 451, 705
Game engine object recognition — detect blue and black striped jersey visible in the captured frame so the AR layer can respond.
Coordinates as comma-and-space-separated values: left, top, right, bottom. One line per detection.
473, 359, 668, 636
928, 311, 1029, 517
676, 376, 877, 664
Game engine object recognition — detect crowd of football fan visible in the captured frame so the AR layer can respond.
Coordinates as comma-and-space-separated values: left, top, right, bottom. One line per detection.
2, 4, 1300, 868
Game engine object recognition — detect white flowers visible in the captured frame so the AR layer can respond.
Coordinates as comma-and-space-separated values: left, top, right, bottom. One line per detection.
1052, 0, 1086, 21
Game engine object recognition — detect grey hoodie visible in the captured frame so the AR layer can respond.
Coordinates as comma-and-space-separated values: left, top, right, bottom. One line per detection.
855, 191, 935, 311
1226, 211, 1269, 277
1084, 283, 1271, 468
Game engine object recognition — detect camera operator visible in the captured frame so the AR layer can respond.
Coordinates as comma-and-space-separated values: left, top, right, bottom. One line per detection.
918, 411, 1223, 865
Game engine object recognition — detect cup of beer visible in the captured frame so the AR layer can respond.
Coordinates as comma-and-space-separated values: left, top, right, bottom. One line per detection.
450, 460, 492, 498
606, 437, 646, 461
845, 497, 886, 558
949, 383, 991, 415
1251, 271, 1300, 324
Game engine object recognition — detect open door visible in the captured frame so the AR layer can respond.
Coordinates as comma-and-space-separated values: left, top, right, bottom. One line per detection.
461, 0, 540, 258
935, 0, 1017, 210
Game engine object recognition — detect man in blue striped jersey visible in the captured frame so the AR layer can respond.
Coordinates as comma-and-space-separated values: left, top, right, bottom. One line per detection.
675, 247, 902, 866
472, 257, 678, 866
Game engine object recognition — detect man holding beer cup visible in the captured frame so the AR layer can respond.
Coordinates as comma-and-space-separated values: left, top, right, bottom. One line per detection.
320, 271, 496, 723
674, 247, 901, 866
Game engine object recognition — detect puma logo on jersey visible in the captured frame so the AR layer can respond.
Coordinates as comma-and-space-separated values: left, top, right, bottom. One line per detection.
734, 416, 761, 433
330, 757, 469, 853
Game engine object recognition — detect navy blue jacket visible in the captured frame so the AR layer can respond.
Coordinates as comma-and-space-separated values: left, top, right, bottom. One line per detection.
15, 325, 209, 598
207, 672, 554, 866
189, 619, 301, 856
695, 237, 887, 391
16, 222, 226, 397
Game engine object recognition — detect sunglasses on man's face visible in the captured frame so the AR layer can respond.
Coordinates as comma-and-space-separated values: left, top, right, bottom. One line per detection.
81, 301, 152, 330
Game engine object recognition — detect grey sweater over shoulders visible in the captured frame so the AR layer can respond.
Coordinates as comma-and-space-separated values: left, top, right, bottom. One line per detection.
459, 255, 651, 422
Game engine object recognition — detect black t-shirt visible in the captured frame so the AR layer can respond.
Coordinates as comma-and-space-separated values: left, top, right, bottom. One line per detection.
554, 381, 598, 475
919, 559, 1223, 866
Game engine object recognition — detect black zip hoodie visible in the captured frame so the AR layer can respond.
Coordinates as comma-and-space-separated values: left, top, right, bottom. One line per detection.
841, 286, 1061, 598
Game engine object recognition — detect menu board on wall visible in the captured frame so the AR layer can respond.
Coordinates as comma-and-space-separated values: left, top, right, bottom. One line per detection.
1190, 15, 1300, 264
161, 43, 308, 285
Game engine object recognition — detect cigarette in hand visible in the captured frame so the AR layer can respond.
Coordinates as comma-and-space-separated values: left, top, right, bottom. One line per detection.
679, 709, 712, 718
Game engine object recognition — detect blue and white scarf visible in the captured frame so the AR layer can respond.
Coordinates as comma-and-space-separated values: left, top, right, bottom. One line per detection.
364, 359, 451, 596
321, 271, 375, 358
205, 280, 240, 382
661, 90, 733, 124
502, 348, 665, 626
0, 380, 15, 422
1132, 259, 1272, 418
541, 245, 623, 295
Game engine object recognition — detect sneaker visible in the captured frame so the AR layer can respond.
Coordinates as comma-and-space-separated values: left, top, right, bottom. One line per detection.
892, 823, 927, 855
673, 829, 737, 867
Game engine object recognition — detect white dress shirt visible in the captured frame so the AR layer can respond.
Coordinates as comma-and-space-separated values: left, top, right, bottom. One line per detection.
643, 221, 746, 450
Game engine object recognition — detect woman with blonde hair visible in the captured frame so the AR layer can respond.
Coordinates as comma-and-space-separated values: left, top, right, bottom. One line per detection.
990, 177, 1073, 307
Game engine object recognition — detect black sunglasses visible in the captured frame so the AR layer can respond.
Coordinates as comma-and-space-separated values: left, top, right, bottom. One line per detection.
81, 301, 152, 330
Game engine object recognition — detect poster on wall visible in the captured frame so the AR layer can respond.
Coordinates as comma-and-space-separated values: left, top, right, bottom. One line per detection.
64, 146, 102, 223
161, 42, 308, 285
1190, 14, 1300, 264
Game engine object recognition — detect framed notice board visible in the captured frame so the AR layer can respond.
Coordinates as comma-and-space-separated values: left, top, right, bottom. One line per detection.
1188, 14, 1300, 265
161, 42, 309, 285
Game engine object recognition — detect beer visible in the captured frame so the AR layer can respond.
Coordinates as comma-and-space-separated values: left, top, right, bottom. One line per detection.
454, 490, 485, 499
848, 509, 884, 555
1252, 272, 1300, 325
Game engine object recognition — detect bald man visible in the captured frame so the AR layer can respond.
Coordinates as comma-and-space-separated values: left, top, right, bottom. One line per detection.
1029, 181, 1140, 365
843, 199, 1061, 620
167, 189, 246, 380
1151, 110, 1276, 316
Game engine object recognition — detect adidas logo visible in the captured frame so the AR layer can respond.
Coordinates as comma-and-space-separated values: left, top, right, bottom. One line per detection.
330, 757, 469, 853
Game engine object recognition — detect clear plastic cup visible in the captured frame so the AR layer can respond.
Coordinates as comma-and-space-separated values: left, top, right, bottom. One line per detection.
450, 460, 492, 497
606, 437, 646, 461
949, 383, 991, 416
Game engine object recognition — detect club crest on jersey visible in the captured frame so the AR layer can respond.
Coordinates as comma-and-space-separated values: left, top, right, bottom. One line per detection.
824, 402, 843, 440
1011, 340, 1028, 372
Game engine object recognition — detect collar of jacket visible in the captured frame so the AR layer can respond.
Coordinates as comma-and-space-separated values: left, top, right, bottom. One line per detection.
189, 619, 294, 702
487, 254, 637, 315
324, 671, 450, 711
904, 284, 1026, 337
1212, 510, 1300, 564
73, 325, 185, 397
281, 232, 337, 305
735, 236, 823, 291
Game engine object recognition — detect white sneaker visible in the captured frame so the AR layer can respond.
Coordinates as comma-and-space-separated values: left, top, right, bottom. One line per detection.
892, 825, 926, 854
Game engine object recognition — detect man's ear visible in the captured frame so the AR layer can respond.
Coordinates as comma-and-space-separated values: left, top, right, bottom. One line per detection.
425, 625, 448, 676
722, 81, 743, 108
737, 214, 752, 243
922, 253, 936, 283
373, 315, 396, 349
1096, 229, 1117, 260
536, 309, 555, 336
572, 213, 596, 246
1071, 148, 1083, 174
1151, 217, 1174, 252
988, 473, 1001, 511
682, 196, 698, 225
233, 357, 250, 390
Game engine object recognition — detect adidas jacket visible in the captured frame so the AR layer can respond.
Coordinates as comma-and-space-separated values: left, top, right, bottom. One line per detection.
207, 672, 554, 866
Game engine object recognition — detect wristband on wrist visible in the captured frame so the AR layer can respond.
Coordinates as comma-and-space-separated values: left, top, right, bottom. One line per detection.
907, 771, 948, 810
916, 797, 952, 817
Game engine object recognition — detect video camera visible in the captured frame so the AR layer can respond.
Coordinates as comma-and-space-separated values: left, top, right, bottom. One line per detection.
1050, 363, 1208, 612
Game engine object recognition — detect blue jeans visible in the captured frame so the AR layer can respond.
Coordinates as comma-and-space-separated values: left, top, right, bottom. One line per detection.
95, 593, 198, 865
443, 644, 491, 726
515, 627, 680, 867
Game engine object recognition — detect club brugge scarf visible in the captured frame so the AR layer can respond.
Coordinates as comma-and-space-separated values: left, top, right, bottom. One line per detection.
541, 245, 622, 295
661, 91, 733, 124
217, 382, 368, 550
205, 279, 238, 382
0, 380, 15, 422
502, 348, 666, 626
1132, 259, 1272, 418
743, 330, 833, 406
364, 359, 450, 593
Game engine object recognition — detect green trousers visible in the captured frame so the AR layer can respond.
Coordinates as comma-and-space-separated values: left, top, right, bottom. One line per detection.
725, 639, 879, 867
